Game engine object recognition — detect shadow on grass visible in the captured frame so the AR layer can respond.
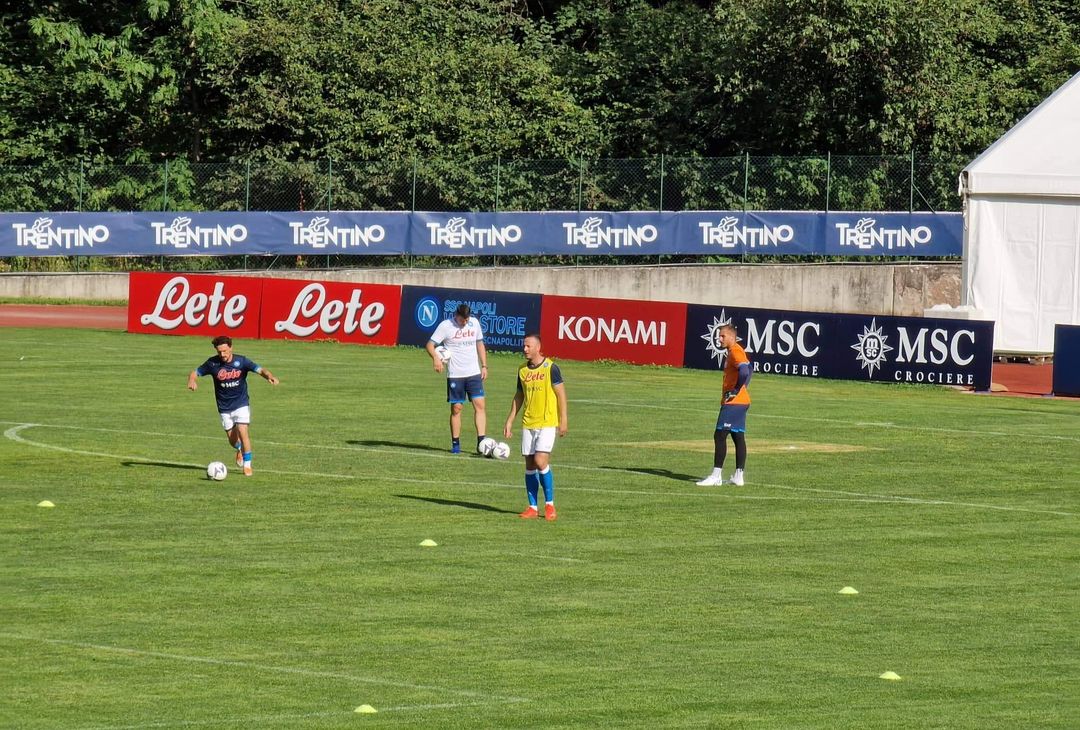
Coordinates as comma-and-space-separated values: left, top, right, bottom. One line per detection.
396, 494, 517, 514
348, 439, 447, 453
121, 460, 204, 472
603, 466, 699, 482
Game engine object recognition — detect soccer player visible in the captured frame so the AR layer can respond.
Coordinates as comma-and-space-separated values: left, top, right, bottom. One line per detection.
503, 334, 568, 521
426, 303, 489, 454
697, 323, 750, 486
187, 335, 278, 476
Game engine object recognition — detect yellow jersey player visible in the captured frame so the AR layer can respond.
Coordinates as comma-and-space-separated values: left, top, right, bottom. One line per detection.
503, 334, 568, 521
697, 324, 750, 486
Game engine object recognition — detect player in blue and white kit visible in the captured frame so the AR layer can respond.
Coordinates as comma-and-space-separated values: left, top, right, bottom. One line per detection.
425, 303, 489, 453
188, 335, 279, 476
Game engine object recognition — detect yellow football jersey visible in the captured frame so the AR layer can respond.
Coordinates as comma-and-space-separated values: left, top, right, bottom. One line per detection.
517, 358, 562, 429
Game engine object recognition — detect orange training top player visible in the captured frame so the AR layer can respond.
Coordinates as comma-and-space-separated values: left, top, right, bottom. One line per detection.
696, 324, 751, 487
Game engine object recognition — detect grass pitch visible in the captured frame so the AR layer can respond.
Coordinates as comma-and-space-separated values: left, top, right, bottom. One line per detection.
1, 328, 1077, 729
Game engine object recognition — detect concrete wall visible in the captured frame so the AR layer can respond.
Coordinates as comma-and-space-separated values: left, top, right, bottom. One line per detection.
0, 262, 961, 316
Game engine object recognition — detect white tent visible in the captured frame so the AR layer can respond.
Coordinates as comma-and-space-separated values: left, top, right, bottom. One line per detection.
959, 70, 1080, 354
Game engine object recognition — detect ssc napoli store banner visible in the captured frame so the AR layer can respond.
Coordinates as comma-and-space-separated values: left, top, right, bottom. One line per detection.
683, 304, 994, 391
398, 286, 542, 352
3, 211, 961, 257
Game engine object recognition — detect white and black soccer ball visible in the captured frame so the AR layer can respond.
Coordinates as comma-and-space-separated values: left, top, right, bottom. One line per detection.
478, 437, 497, 457
492, 441, 511, 460
434, 345, 451, 363
206, 461, 228, 481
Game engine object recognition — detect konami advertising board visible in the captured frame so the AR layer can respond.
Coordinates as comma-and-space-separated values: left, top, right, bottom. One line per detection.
127, 272, 263, 338
539, 295, 687, 366
259, 278, 401, 346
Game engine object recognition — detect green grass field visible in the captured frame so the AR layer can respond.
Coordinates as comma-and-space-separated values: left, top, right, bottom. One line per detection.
2, 328, 1077, 729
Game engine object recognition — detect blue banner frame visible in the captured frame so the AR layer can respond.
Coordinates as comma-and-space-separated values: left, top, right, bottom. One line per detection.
1, 211, 962, 257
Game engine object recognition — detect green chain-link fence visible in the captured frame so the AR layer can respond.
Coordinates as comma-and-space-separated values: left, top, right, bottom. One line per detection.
0, 153, 969, 273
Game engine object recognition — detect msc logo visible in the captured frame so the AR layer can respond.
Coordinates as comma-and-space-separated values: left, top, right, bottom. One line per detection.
700, 311, 736, 366
851, 319, 894, 378
415, 297, 442, 329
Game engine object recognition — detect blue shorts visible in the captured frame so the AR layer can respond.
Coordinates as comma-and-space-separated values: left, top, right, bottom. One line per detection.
447, 375, 485, 404
715, 404, 749, 432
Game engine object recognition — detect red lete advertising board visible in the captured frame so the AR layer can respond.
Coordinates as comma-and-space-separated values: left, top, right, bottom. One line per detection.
539, 295, 687, 366
127, 272, 263, 338
258, 278, 401, 346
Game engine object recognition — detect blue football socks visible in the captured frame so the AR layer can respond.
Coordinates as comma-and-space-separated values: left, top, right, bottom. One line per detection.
524, 469, 539, 507
539, 467, 554, 503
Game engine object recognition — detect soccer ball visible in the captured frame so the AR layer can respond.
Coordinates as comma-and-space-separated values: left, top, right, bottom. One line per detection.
478, 437, 497, 457
206, 461, 228, 481
434, 345, 451, 363
492, 441, 511, 460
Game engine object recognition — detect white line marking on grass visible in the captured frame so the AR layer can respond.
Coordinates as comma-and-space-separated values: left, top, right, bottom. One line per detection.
0, 633, 529, 706
536, 555, 586, 563
70, 702, 505, 730
4, 422, 1073, 516
752, 482, 1076, 517
78, 710, 349, 730
0, 424, 890, 506
573, 399, 1080, 443
2, 424, 356, 481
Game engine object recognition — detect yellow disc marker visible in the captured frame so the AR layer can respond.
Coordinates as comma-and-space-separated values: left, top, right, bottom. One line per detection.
354, 704, 378, 714
838, 586, 859, 595
879, 671, 902, 681
419, 539, 438, 547
37, 500, 55, 508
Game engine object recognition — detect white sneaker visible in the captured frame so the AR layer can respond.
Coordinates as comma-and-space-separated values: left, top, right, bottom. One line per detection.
695, 473, 723, 486
725, 471, 745, 486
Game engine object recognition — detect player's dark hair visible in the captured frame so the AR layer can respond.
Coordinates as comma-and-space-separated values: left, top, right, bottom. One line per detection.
525, 333, 542, 344
454, 303, 471, 319
719, 324, 737, 335
211, 335, 233, 348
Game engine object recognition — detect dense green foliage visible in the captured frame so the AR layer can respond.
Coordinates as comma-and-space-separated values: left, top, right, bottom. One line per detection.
1, 0, 1077, 168
2, 329, 1078, 727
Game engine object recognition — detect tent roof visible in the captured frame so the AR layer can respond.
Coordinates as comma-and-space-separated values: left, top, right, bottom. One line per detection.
962, 71, 1080, 197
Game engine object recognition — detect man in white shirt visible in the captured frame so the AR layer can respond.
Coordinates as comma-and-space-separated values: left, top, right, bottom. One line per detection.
426, 303, 489, 453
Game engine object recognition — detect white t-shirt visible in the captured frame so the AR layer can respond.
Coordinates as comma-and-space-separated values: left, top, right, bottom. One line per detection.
429, 316, 484, 378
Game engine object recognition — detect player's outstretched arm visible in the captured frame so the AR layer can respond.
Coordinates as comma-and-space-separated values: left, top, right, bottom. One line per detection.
476, 340, 488, 381
503, 392, 523, 439
425, 341, 444, 373
554, 382, 568, 436
260, 368, 279, 386
187, 371, 199, 391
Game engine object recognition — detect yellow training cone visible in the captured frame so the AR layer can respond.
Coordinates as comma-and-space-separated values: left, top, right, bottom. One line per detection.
37, 500, 55, 508
879, 671, 902, 681
354, 704, 378, 714
838, 586, 859, 595
419, 539, 438, 547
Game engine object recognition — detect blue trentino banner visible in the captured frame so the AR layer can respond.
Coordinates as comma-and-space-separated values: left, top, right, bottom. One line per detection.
0, 211, 962, 257
684, 304, 994, 391
398, 286, 542, 353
